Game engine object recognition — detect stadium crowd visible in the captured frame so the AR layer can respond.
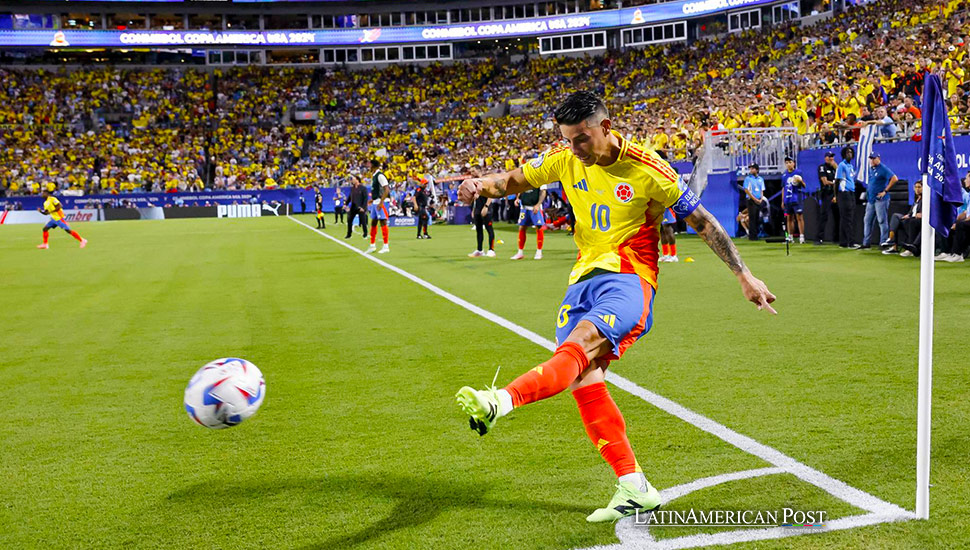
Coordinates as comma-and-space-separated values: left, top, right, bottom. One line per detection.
1, 0, 968, 261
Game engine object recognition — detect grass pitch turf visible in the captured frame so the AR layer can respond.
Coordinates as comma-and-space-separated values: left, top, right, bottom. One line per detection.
1, 216, 967, 549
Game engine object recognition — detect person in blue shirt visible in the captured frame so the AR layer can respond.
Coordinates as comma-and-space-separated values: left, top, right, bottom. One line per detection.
740, 163, 765, 240
782, 156, 807, 243
333, 187, 345, 224
863, 152, 897, 248
865, 106, 898, 139
835, 146, 859, 248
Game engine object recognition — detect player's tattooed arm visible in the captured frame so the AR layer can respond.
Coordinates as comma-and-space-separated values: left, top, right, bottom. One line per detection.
686, 205, 778, 314
458, 167, 532, 204
685, 205, 746, 274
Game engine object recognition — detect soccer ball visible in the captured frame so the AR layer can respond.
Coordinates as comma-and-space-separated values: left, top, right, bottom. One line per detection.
184, 358, 265, 429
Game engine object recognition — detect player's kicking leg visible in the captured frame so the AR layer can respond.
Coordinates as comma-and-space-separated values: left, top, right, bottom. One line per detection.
457, 272, 661, 522
456, 337, 660, 522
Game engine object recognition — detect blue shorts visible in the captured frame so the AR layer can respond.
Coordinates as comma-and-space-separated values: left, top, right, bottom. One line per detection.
662, 208, 677, 225
44, 219, 71, 231
518, 207, 544, 227
555, 272, 655, 361
368, 203, 388, 220
783, 200, 804, 215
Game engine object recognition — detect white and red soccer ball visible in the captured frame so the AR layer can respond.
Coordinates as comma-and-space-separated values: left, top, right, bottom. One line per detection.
184, 358, 265, 429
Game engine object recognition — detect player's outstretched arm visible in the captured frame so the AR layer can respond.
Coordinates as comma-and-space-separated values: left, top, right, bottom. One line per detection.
685, 205, 777, 314
457, 167, 531, 205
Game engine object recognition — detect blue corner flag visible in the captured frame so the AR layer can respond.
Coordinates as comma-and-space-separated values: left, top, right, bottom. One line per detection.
920, 74, 964, 238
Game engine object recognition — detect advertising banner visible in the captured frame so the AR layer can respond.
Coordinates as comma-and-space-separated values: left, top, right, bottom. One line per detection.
0, 0, 779, 48
0, 209, 100, 225
387, 216, 418, 227
0, 189, 305, 212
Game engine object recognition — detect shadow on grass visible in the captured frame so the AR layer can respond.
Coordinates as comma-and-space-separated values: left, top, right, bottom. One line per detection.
167, 472, 591, 549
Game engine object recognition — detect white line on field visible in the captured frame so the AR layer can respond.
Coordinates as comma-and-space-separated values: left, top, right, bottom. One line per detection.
287, 216, 915, 548
658, 467, 785, 504
600, 512, 910, 550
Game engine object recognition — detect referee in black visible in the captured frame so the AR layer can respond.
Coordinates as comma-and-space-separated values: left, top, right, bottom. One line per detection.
815, 151, 838, 244
413, 179, 431, 239
345, 175, 368, 239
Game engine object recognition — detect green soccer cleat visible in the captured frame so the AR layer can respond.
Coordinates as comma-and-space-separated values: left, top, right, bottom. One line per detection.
455, 386, 500, 436
586, 481, 662, 523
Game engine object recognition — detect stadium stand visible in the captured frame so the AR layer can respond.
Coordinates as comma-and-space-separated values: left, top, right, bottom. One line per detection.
0, 0, 967, 199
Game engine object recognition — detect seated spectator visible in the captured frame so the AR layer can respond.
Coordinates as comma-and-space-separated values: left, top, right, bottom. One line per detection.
934, 173, 970, 263
882, 181, 922, 257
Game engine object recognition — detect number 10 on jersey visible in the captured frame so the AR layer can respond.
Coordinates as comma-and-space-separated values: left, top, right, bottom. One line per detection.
590, 203, 611, 231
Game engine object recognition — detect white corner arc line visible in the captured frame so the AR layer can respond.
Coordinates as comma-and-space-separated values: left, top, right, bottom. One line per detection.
607, 374, 912, 518
658, 467, 785, 504
288, 217, 915, 539
583, 513, 910, 550
612, 468, 787, 549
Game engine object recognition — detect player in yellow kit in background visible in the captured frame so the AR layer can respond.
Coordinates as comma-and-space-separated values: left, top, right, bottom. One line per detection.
455, 92, 776, 522
37, 189, 87, 249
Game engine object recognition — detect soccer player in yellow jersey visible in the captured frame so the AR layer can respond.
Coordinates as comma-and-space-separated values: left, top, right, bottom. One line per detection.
37, 189, 87, 249
455, 92, 775, 522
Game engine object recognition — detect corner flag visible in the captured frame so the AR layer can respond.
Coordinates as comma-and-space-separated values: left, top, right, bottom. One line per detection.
920, 74, 964, 237
915, 73, 965, 520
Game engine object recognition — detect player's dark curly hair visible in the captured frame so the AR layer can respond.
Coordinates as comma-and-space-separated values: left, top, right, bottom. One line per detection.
554, 91, 609, 126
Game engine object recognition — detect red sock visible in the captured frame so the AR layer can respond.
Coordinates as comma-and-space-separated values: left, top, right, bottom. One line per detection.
504, 341, 589, 407
370, 225, 377, 244
70, 230, 82, 242
517, 227, 527, 250
381, 225, 389, 244
42, 231, 49, 244
573, 382, 640, 477
662, 243, 670, 256
670, 243, 677, 257
536, 228, 544, 250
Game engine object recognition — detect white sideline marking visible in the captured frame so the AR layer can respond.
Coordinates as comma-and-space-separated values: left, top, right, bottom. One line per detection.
288, 217, 915, 547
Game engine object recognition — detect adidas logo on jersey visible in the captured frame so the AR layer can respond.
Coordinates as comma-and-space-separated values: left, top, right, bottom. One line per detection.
572, 179, 589, 192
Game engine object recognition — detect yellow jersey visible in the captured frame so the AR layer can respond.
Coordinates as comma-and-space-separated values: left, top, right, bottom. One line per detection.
522, 132, 689, 288
43, 196, 65, 221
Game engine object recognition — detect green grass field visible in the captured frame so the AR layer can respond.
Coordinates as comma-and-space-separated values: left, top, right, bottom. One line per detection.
1, 216, 967, 550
